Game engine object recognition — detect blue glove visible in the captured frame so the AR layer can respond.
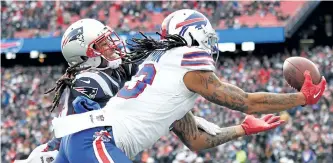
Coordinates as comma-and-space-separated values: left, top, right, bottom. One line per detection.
72, 96, 101, 114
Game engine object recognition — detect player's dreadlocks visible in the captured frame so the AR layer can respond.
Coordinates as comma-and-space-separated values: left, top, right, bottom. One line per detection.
45, 60, 91, 112
123, 32, 188, 63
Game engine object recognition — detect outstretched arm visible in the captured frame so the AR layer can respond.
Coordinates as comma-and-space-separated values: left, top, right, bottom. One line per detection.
171, 111, 242, 151
183, 71, 325, 114
172, 113, 283, 151
173, 125, 243, 151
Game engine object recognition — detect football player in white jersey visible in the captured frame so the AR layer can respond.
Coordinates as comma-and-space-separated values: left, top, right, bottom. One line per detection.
52, 9, 326, 161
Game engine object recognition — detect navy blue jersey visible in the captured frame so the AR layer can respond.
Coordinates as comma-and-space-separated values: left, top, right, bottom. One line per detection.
46, 63, 138, 151
62, 63, 138, 116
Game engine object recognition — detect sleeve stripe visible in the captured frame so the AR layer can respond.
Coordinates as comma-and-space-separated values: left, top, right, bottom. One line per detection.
181, 63, 211, 67
99, 71, 120, 89
183, 51, 211, 59
182, 56, 214, 62
128, 64, 132, 75
181, 60, 214, 66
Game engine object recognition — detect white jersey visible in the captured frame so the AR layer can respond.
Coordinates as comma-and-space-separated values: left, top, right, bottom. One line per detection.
106, 46, 215, 158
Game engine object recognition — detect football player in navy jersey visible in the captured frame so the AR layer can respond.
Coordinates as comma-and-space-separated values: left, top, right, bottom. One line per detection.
44, 18, 138, 163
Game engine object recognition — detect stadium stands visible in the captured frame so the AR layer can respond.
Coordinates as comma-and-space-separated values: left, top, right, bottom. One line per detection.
1, 1, 305, 39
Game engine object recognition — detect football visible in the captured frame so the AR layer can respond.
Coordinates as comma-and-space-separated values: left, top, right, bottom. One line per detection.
283, 57, 321, 91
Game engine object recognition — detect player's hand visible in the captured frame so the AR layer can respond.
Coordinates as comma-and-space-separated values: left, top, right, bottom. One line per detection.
194, 116, 222, 136
301, 70, 326, 105
241, 114, 285, 135
14, 144, 58, 163
72, 96, 101, 114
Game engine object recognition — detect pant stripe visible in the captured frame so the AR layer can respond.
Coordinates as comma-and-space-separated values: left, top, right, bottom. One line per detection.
93, 137, 114, 163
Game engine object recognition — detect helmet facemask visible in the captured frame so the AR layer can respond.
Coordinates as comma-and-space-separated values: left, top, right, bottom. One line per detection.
86, 27, 127, 66
201, 32, 219, 63
189, 27, 220, 64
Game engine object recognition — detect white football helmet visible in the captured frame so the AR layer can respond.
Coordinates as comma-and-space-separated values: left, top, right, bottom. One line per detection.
160, 9, 219, 55
61, 19, 126, 69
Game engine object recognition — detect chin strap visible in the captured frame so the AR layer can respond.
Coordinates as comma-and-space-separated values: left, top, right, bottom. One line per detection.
85, 56, 122, 71
214, 43, 220, 68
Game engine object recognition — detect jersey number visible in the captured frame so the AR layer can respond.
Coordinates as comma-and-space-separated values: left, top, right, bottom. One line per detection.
117, 64, 156, 99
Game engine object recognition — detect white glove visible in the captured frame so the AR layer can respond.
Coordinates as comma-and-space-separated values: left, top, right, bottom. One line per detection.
194, 116, 222, 136
14, 144, 58, 163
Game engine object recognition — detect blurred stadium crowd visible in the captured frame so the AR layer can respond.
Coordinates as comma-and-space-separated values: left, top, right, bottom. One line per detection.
2, 46, 333, 163
1, 0, 300, 39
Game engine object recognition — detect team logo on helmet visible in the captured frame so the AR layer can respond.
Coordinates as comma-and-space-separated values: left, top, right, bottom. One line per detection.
175, 12, 207, 36
62, 27, 84, 48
